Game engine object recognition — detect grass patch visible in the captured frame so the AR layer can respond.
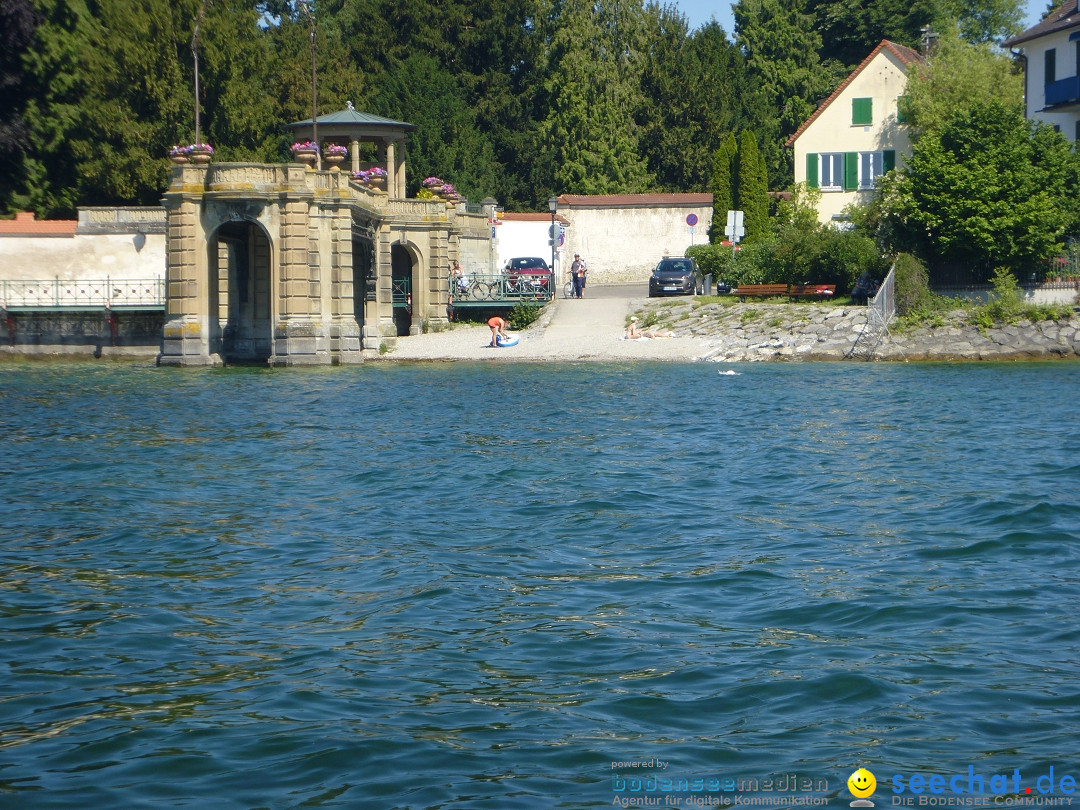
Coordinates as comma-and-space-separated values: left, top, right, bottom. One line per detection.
740, 308, 761, 325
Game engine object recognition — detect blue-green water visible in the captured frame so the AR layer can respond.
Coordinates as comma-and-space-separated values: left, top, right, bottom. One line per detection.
2, 361, 1079, 809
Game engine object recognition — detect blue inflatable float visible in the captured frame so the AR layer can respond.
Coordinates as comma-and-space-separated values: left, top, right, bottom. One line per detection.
496, 334, 519, 347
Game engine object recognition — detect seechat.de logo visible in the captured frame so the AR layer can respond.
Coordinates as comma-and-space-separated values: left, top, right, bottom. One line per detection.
849, 768, 877, 807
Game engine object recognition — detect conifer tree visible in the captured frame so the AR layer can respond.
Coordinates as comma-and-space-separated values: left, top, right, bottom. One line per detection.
709, 132, 738, 243
541, 0, 652, 194
736, 129, 769, 243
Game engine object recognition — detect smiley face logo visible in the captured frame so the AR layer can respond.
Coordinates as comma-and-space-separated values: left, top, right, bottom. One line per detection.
848, 768, 876, 798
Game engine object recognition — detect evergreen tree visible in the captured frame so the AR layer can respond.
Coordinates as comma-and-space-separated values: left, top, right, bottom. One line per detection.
709, 132, 737, 243
736, 129, 768, 243
0, 0, 43, 214
734, 0, 836, 189
373, 53, 499, 202
640, 13, 748, 193
541, 0, 652, 194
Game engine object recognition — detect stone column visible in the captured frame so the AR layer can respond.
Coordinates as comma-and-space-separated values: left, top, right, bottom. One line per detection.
385, 140, 397, 199
397, 137, 408, 199
159, 176, 220, 366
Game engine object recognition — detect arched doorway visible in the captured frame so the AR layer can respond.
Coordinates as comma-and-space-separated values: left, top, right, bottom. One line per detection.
390, 243, 414, 336
210, 221, 272, 364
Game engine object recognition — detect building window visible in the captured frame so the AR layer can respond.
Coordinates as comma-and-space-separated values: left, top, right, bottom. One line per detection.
852, 97, 873, 126
819, 153, 844, 190
1045, 48, 1057, 84
896, 95, 911, 123
859, 152, 883, 189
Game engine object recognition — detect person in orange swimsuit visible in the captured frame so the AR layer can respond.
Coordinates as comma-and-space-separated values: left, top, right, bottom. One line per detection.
488, 316, 507, 347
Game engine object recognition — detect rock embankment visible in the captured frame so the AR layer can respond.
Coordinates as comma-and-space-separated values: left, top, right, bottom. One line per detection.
635, 298, 1080, 362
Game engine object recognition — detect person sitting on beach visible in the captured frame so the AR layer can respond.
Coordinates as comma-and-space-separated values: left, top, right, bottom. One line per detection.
626, 316, 675, 339
488, 316, 508, 347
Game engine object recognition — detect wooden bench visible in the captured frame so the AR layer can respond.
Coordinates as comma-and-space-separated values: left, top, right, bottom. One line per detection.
788, 284, 836, 301
735, 283, 789, 302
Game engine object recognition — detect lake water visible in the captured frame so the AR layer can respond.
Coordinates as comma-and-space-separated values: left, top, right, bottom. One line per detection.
2, 361, 1079, 809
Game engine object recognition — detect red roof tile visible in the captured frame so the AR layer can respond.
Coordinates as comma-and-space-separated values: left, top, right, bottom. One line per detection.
785, 40, 924, 148
501, 212, 570, 223
0, 211, 77, 237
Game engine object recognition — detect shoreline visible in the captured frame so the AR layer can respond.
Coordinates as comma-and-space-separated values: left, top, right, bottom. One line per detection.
3, 298, 1079, 365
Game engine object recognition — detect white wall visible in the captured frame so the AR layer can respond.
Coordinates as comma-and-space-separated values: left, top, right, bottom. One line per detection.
0, 232, 166, 283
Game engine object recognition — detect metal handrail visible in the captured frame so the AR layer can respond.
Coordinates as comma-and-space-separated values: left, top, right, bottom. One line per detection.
0, 277, 166, 310
449, 272, 553, 303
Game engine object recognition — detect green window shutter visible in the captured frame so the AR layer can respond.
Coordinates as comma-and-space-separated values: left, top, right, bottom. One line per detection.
896, 95, 910, 123
843, 152, 858, 190
852, 97, 872, 126
883, 150, 896, 172
806, 153, 819, 188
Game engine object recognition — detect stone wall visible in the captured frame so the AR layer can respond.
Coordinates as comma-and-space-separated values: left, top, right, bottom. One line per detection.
557, 194, 713, 284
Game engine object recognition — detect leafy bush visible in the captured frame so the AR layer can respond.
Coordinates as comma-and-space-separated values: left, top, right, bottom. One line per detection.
508, 300, 542, 330
894, 253, 933, 316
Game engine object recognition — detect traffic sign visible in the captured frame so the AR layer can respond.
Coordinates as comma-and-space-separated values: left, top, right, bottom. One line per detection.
686, 213, 699, 227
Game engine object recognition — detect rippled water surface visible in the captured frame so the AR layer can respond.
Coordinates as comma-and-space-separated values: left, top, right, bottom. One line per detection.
2, 361, 1079, 808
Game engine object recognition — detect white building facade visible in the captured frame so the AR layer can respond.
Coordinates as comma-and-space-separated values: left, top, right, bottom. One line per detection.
1004, 1, 1080, 141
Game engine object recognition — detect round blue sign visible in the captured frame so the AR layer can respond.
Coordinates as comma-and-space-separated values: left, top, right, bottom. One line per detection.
686, 213, 699, 227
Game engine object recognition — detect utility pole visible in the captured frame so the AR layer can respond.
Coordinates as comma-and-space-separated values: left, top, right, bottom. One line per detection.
298, 0, 320, 170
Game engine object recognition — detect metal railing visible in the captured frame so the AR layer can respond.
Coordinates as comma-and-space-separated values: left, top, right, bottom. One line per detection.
847, 262, 897, 361
1, 277, 166, 310
448, 272, 553, 305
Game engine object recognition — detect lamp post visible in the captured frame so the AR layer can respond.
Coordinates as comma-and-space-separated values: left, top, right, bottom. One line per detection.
298, 0, 320, 170
191, 0, 210, 147
548, 196, 558, 289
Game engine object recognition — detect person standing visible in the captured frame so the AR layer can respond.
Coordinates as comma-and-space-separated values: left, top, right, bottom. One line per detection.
570, 254, 585, 299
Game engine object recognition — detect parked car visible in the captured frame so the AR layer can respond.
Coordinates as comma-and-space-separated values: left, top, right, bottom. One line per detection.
649, 257, 698, 297
505, 256, 551, 289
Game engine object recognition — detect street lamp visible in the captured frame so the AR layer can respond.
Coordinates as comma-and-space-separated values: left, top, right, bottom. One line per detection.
548, 196, 558, 289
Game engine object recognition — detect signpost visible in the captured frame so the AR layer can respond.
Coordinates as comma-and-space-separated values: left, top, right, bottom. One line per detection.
686, 213, 699, 245
725, 210, 745, 258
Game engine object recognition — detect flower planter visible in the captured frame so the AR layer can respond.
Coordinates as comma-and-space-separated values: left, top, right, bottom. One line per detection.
293, 149, 318, 169
190, 151, 212, 165
324, 153, 345, 170
169, 154, 190, 165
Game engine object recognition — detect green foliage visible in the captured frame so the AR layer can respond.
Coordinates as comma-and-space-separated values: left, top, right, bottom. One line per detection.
541, 0, 652, 195
734, 0, 836, 188
883, 100, 1076, 278
507, 300, 542, 330
709, 132, 738, 243
893, 252, 933, 316
687, 243, 738, 282
737, 130, 769, 243
903, 29, 1023, 141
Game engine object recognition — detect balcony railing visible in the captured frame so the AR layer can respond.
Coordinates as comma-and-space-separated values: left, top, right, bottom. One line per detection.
0, 277, 166, 311
1044, 76, 1080, 108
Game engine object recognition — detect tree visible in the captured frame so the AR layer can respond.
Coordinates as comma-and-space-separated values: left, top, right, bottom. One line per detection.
882, 100, 1077, 279
0, 0, 43, 213
901, 26, 1022, 140
737, 129, 768, 243
734, 0, 837, 188
374, 53, 499, 202
540, 0, 652, 194
709, 132, 737, 242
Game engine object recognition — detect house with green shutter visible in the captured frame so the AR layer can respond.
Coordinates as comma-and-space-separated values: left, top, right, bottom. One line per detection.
787, 40, 924, 225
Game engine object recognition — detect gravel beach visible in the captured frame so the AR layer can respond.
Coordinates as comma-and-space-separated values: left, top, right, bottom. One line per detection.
378, 284, 1080, 364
